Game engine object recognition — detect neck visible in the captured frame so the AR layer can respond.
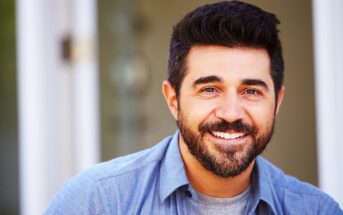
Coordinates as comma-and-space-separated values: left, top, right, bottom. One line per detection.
179, 136, 254, 198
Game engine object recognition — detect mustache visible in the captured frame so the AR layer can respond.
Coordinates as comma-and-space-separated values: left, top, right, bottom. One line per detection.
199, 119, 256, 134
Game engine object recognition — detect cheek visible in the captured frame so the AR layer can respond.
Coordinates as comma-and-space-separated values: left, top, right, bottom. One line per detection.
180, 98, 217, 124
244, 102, 275, 127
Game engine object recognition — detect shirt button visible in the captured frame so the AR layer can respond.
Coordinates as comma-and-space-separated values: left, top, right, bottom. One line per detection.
185, 190, 192, 198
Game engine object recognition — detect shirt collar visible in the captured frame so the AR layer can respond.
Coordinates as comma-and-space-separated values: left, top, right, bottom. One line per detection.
159, 130, 189, 202
247, 156, 278, 214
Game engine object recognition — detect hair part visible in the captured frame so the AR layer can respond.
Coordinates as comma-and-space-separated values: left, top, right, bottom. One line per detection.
167, 0, 284, 102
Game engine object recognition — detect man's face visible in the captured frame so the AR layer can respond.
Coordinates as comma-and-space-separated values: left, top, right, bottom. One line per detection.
163, 45, 284, 178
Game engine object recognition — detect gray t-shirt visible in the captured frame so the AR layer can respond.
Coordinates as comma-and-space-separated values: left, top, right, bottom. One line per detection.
187, 185, 251, 215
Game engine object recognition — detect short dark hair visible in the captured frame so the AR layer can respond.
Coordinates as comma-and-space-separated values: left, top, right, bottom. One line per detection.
167, 0, 284, 99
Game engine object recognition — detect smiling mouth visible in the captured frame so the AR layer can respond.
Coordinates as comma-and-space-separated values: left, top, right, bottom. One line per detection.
211, 131, 247, 140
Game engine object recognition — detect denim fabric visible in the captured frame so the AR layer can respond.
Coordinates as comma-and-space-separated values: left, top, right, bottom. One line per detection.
45, 131, 342, 215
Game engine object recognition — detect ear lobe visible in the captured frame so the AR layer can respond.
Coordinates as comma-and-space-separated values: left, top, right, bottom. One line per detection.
162, 81, 179, 120
275, 86, 285, 114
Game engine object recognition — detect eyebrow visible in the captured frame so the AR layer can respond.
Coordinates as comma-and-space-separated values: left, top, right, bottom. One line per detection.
241, 79, 269, 91
192, 76, 269, 91
193, 75, 223, 87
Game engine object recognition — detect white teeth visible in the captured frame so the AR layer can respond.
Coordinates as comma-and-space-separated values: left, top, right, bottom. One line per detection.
212, 131, 245, 140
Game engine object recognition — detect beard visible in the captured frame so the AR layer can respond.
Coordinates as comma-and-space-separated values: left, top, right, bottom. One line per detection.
177, 111, 275, 178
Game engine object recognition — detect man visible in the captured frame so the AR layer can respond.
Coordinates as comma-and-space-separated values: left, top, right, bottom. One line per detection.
46, 1, 342, 214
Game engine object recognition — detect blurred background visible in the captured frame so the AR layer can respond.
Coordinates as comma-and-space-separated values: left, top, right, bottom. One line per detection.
1, 0, 342, 214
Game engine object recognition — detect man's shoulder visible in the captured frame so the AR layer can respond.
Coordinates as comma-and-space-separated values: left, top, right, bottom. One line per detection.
84, 135, 172, 182
257, 157, 342, 214
45, 135, 174, 214
68, 135, 173, 186
258, 156, 325, 196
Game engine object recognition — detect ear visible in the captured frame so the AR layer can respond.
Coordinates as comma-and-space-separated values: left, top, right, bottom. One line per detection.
162, 80, 179, 120
275, 86, 285, 114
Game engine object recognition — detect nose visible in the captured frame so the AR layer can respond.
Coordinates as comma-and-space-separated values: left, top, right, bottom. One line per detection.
214, 93, 244, 123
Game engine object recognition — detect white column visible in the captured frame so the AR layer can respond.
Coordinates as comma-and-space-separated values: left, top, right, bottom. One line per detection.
71, 0, 100, 171
17, 0, 100, 214
17, 0, 60, 214
313, 0, 343, 207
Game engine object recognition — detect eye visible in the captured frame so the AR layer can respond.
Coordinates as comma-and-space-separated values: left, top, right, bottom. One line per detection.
245, 89, 259, 95
201, 87, 217, 93
198, 86, 220, 97
243, 88, 262, 96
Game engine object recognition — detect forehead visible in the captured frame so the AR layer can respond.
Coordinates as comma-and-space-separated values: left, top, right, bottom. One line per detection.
184, 45, 272, 86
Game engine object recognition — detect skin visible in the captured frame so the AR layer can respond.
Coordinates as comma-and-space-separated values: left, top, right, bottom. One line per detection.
162, 45, 284, 198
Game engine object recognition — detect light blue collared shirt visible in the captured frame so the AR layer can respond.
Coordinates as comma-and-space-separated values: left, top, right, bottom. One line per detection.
45, 131, 342, 214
